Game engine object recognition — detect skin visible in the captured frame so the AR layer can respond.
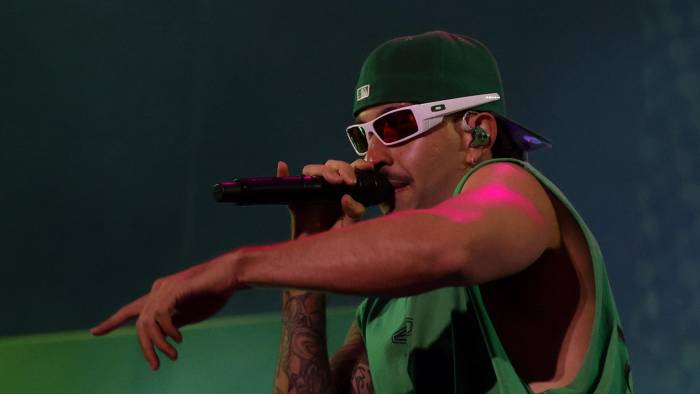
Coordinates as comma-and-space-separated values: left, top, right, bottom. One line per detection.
91, 103, 594, 393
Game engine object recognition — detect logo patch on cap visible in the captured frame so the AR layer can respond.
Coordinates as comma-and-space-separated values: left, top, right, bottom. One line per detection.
356, 84, 370, 101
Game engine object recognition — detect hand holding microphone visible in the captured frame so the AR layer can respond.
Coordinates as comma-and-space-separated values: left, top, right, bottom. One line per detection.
213, 160, 393, 207
287, 159, 382, 236
301, 159, 373, 235
213, 159, 391, 237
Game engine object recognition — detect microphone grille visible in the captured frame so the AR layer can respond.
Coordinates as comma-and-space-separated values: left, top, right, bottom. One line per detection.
353, 170, 394, 206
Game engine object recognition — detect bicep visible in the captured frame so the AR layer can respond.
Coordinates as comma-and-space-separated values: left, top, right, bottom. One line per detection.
330, 321, 373, 394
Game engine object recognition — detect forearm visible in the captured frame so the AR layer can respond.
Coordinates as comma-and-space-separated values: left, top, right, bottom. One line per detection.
234, 210, 468, 298
274, 290, 335, 394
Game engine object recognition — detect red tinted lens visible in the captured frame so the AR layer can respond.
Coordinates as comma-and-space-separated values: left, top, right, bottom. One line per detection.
372, 109, 418, 143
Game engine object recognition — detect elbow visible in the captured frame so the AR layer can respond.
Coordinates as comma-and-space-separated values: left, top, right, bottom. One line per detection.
408, 210, 476, 287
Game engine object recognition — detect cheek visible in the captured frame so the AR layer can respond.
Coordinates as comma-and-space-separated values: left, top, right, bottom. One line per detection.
420, 137, 462, 175
411, 136, 466, 203
399, 144, 446, 193
393, 129, 464, 182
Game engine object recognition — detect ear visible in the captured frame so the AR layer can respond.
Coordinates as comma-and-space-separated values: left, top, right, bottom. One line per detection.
458, 111, 498, 165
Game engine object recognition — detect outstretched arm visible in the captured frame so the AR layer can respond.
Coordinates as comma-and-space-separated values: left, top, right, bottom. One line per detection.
235, 162, 559, 296
92, 161, 559, 370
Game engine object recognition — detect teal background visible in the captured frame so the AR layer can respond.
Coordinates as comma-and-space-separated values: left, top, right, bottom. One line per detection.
2, 0, 699, 392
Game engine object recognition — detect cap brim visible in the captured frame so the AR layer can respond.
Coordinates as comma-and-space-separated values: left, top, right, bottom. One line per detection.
494, 113, 552, 152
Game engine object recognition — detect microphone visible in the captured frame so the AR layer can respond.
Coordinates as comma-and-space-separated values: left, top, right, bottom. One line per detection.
212, 170, 394, 207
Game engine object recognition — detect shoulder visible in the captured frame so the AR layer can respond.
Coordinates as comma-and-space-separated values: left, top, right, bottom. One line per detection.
460, 161, 561, 249
462, 162, 540, 195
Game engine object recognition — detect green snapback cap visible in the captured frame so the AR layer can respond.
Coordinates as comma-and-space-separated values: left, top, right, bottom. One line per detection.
353, 31, 551, 152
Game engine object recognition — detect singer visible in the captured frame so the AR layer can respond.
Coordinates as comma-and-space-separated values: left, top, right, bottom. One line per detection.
91, 31, 632, 393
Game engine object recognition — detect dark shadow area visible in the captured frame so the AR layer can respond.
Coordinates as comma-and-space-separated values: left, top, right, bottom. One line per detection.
408, 307, 497, 393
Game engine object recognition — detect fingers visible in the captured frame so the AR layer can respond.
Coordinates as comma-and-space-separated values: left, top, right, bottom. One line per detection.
302, 163, 345, 184
303, 159, 374, 185
90, 296, 146, 336
158, 314, 183, 343
325, 159, 358, 184
276, 160, 289, 177
92, 292, 184, 371
287, 159, 376, 185
150, 316, 179, 360
300, 159, 369, 222
136, 311, 181, 370
350, 159, 374, 172
137, 320, 160, 370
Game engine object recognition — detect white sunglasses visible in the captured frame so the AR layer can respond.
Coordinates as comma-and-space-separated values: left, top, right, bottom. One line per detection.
346, 93, 501, 155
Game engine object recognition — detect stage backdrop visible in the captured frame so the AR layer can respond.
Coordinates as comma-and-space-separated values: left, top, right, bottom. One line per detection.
2, 0, 699, 392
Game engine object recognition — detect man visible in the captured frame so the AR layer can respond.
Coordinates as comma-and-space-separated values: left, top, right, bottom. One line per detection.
92, 31, 632, 393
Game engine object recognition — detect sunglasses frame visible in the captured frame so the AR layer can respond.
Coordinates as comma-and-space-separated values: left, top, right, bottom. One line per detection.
346, 93, 501, 156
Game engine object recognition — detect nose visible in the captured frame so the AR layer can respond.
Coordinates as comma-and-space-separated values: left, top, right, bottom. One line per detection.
365, 133, 393, 167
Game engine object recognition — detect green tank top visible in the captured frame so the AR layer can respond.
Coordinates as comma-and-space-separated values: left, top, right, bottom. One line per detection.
355, 158, 633, 393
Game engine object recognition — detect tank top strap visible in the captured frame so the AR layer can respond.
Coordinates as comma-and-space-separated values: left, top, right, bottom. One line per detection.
453, 157, 633, 393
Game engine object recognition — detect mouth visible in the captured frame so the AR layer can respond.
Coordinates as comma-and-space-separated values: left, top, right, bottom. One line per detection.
389, 180, 411, 193
380, 169, 412, 195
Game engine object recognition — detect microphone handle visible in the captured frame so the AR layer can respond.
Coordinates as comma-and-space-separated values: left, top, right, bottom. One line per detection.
212, 170, 393, 207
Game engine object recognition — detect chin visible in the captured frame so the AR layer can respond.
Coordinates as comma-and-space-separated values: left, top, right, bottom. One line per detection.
384, 193, 416, 214
378, 184, 418, 214
380, 197, 413, 214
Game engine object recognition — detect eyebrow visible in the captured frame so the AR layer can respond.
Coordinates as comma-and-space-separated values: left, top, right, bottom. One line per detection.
354, 104, 411, 123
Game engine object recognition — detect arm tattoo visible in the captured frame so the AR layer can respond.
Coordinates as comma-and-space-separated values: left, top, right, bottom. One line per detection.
275, 292, 334, 394
350, 355, 373, 394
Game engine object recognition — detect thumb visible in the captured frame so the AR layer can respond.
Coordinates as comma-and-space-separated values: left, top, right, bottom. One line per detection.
341, 194, 366, 222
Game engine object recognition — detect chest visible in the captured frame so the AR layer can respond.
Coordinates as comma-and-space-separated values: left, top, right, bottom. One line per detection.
361, 288, 523, 393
